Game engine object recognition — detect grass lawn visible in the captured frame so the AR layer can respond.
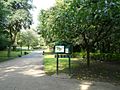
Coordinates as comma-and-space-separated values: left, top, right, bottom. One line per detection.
44, 56, 73, 75
44, 54, 120, 85
0, 50, 31, 62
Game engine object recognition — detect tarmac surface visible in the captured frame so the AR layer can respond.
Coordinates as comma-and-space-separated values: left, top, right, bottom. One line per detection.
0, 50, 120, 90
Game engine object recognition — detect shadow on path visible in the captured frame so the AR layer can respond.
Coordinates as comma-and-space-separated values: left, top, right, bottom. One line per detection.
0, 50, 120, 90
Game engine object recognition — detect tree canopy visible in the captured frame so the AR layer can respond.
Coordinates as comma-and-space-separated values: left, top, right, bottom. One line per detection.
18, 29, 40, 50
0, 0, 33, 56
38, 0, 120, 66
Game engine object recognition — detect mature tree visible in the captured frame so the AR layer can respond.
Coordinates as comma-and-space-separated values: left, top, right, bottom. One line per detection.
18, 30, 40, 50
72, 0, 120, 66
0, 0, 6, 29
38, 9, 56, 46
38, 0, 120, 66
4, 0, 33, 57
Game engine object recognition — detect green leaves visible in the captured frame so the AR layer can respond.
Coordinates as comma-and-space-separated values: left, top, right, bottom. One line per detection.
7, 0, 32, 29
38, 0, 120, 49
0, 0, 8, 29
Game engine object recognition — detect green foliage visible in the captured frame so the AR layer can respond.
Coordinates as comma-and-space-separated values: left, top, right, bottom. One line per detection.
6, 0, 33, 29
0, 34, 9, 50
18, 30, 41, 49
0, 1, 10, 50
1, 0, 33, 57
38, 0, 120, 66
38, 0, 120, 47
0, 0, 33, 55
0, 0, 8, 29
91, 53, 120, 62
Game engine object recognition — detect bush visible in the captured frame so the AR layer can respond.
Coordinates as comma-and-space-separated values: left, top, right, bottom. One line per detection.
72, 52, 86, 58
72, 52, 80, 58
0, 35, 9, 50
91, 53, 120, 62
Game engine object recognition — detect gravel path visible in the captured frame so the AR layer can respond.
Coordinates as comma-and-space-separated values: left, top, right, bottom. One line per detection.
0, 50, 120, 90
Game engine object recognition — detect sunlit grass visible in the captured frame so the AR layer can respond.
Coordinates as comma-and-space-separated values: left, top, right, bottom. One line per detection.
44, 54, 54, 58
44, 54, 72, 75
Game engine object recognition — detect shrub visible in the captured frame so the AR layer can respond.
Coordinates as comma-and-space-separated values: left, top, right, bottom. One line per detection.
91, 53, 120, 62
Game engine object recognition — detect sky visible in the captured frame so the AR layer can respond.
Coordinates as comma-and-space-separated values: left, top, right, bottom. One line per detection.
31, 0, 56, 28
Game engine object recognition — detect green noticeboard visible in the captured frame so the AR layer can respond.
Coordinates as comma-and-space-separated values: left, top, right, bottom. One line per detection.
55, 45, 65, 54
54, 41, 72, 75
54, 42, 72, 54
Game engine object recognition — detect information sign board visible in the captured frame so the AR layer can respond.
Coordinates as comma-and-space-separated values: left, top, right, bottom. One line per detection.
55, 46, 64, 53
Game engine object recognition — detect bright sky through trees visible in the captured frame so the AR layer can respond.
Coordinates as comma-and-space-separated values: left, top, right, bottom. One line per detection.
32, 0, 56, 28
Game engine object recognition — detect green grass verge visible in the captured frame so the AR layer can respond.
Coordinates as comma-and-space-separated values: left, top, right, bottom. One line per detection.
44, 54, 120, 85
44, 57, 71, 75
0, 50, 31, 62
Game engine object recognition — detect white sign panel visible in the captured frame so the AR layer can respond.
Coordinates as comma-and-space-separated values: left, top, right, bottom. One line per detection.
55, 46, 64, 53
65, 48, 69, 53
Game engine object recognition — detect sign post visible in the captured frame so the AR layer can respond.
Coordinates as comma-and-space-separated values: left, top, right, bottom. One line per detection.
68, 55, 71, 75
56, 54, 59, 75
54, 42, 72, 75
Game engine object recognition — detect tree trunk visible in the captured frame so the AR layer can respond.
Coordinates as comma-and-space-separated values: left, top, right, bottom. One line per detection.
13, 46, 16, 51
82, 33, 90, 67
86, 47, 90, 67
101, 42, 105, 53
20, 42, 22, 55
28, 45, 30, 50
7, 45, 12, 57
8, 29, 18, 57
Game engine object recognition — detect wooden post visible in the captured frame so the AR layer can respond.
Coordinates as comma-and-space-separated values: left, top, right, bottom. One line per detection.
68, 54, 71, 76
87, 48, 90, 67
56, 54, 59, 75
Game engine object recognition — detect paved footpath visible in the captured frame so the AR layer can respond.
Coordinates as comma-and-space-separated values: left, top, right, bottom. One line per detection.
0, 50, 120, 90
